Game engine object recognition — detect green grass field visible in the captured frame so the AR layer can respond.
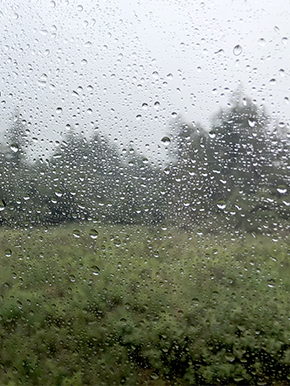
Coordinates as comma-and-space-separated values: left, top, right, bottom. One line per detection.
1, 223, 290, 385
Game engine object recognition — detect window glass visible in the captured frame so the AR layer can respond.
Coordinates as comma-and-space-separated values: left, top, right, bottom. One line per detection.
0, 1, 290, 385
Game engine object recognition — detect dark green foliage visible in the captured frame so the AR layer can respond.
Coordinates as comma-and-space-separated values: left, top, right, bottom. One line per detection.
166, 91, 289, 231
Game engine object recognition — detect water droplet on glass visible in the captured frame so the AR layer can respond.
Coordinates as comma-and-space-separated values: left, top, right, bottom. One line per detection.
217, 200, 226, 210
56, 107, 62, 114
152, 71, 159, 79
277, 185, 287, 194
55, 190, 63, 197
279, 68, 285, 77
161, 136, 171, 146
91, 265, 100, 276
209, 130, 216, 139
248, 119, 256, 128
225, 353, 235, 362
282, 37, 288, 45
258, 38, 266, 47
38, 73, 47, 86
73, 230, 81, 238
77, 5, 83, 11
69, 274, 76, 282
5, 249, 12, 257
50, 0, 56, 7
89, 229, 99, 239
233, 45, 242, 56
151, 373, 159, 380
0, 200, 6, 211
85, 41, 92, 48
10, 144, 19, 153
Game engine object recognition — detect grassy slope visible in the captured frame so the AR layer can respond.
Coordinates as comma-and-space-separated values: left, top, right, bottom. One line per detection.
0, 223, 290, 385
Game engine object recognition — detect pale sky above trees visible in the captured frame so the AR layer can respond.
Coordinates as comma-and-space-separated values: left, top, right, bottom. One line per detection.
0, 0, 289, 161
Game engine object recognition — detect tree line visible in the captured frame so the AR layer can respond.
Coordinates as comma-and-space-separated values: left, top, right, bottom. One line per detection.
1, 91, 289, 232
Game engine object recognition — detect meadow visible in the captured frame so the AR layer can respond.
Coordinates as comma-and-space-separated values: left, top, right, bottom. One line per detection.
0, 223, 290, 385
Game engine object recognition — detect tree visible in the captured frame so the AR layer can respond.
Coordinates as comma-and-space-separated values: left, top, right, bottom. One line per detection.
209, 90, 271, 194
5, 109, 30, 169
166, 116, 211, 226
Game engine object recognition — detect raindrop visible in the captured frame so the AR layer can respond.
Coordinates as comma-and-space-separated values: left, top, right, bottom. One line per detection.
89, 229, 99, 239
10, 144, 19, 153
73, 230, 81, 238
209, 130, 216, 139
0, 200, 6, 211
248, 119, 256, 127
55, 190, 63, 197
154, 101, 160, 109
91, 265, 100, 275
277, 185, 287, 194
56, 107, 63, 114
151, 373, 159, 380
38, 73, 47, 86
84, 41, 92, 48
167, 73, 173, 80
233, 45, 242, 56
152, 71, 159, 79
225, 353, 235, 362
282, 37, 288, 45
161, 136, 171, 146
258, 38, 266, 47
141, 103, 148, 110
50, 1, 56, 7
5, 249, 12, 257
69, 274, 76, 282
77, 5, 83, 11
217, 200, 226, 210
279, 68, 285, 77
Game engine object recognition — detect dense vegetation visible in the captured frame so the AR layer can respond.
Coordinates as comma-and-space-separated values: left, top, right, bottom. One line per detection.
0, 90, 289, 232
0, 224, 290, 385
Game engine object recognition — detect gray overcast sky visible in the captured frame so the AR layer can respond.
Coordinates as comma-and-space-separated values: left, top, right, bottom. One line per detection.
0, 0, 290, 161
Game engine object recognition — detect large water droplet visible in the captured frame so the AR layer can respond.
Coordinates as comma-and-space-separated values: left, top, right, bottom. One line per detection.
258, 38, 266, 47
233, 45, 242, 56
10, 144, 19, 153
161, 136, 171, 146
91, 265, 100, 276
225, 353, 235, 362
0, 200, 6, 211
277, 185, 287, 194
73, 230, 81, 238
217, 200, 226, 210
89, 229, 99, 239
5, 249, 12, 257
